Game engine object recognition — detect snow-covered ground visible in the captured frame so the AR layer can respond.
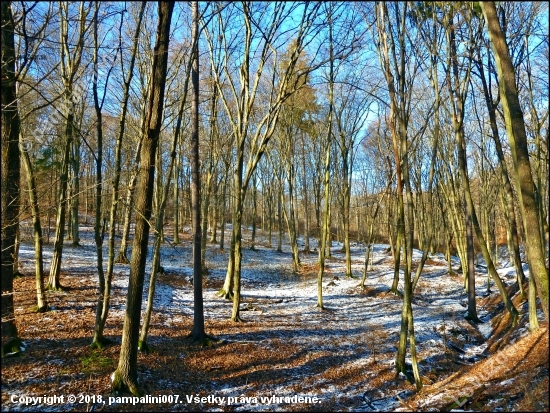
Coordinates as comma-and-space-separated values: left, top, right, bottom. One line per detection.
4, 223, 533, 412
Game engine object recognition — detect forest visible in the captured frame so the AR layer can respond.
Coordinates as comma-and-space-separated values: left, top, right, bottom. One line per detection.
1, 1, 548, 411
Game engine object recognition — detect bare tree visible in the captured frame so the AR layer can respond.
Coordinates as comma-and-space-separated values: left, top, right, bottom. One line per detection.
374, 1, 422, 389
203, 1, 323, 321
47, 1, 92, 290
112, 1, 174, 395
481, 1, 549, 323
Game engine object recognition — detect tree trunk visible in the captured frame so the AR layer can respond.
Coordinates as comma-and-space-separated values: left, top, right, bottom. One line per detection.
219, 170, 227, 250
47, 109, 74, 291
189, 2, 209, 340
300, 136, 311, 252
482, 1, 549, 323
48, 2, 90, 290
140, 8, 194, 348
112, 1, 173, 395
283, 165, 300, 272
250, 175, 257, 250
92, 2, 145, 349
1, 1, 22, 356
476, 52, 527, 295
20, 142, 48, 312
70, 136, 81, 246
317, 8, 334, 310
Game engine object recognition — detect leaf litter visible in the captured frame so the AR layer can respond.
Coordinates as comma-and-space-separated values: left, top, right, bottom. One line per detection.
1, 224, 547, 412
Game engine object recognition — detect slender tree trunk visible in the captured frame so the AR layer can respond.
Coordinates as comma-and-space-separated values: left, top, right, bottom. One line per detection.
277, 179, 283, 253
70, 136, 81, 246
230, 161, 244, 322
210, 179, 219, 243
301, 136, 310, 252
189, 2, 208, 340
173, 156, 180, 244
140, 18, 193, 349
112, 1, 173, 394
361, 180, 392, 288
447, 15, 516, 325
116, 95, 148, 265
317, 8, 334, 310
250, 174, 257, 250
92, 2, 145, 349
267, 186, 273, 248
477, 55, 527, 287
47, 109, 74, 290
482, 1, 549, 323
48, 2, 89, 290
377, 2, 420, 389
20, 142, 48, 312
219, 169, 227, 250
91, 1, 105, 349
283, 165, 300, 272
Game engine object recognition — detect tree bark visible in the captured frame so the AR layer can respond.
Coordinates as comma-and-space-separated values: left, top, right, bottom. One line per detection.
1, 1, 22, 356
481, 1, 548, 323
20, 141, 48, 312
92, 2, 145, 349
189, 1, 207, 340
48, 2, 90, 290
112, 1, 173, 395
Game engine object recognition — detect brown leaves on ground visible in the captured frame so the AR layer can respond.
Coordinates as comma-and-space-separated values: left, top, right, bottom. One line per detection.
3, 255, 548, 412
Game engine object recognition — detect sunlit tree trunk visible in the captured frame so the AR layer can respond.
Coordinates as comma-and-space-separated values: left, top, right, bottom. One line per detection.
48, 2, 90, 291
317, 5, 334, 310
376, 2, 421, 389
92, 2, 145, 349
139, 18, 193, 350
112, 1, 173, 395
20, 142, 48, 312
482, 1, 548, 323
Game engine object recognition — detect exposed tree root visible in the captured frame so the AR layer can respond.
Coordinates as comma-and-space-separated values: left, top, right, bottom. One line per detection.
46, 283, 66, 292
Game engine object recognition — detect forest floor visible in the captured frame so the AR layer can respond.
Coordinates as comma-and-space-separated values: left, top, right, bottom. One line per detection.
1, 223, 548, 412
